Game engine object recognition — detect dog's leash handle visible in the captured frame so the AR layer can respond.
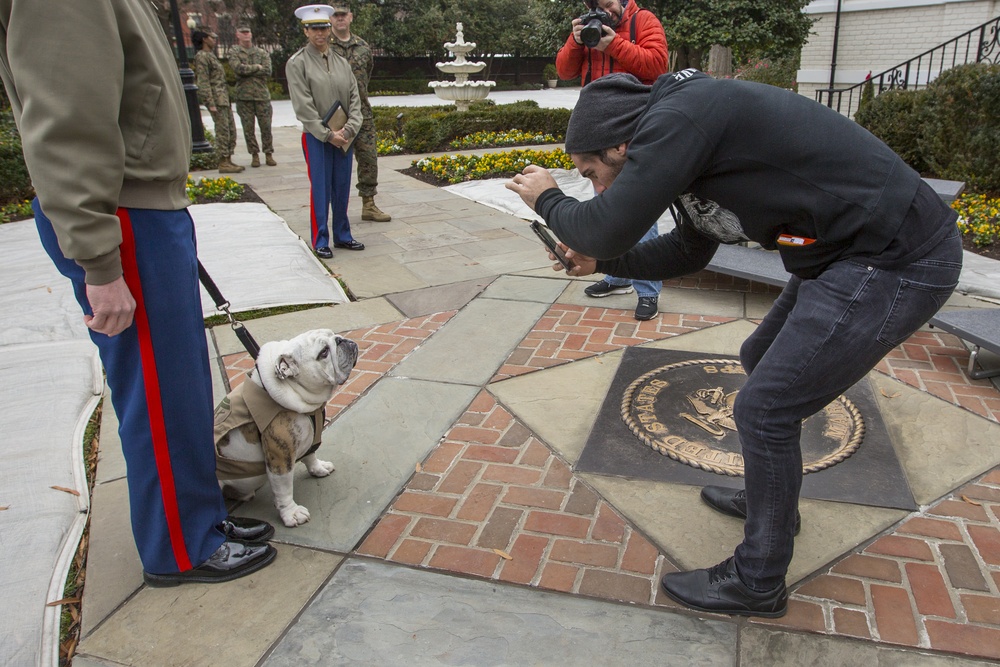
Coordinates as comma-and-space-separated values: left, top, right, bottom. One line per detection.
198, 260, 261, 360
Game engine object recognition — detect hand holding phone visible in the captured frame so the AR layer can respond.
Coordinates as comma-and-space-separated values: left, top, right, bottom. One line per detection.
530, 221, 573, 272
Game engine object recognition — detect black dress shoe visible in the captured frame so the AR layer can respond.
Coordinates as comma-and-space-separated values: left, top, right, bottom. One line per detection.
333, 239, 365, 251
661, 557, 788, 617
142, 541, 276, 587
218, 515, 274, 543
315, 246, 333, 259
701, 486, 801, 535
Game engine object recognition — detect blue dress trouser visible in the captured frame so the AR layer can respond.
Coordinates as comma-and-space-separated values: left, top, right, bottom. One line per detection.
732, 229, 962, 591
34, 201, 227, 575
301, 132, 354, 250
600, 222, 662, 297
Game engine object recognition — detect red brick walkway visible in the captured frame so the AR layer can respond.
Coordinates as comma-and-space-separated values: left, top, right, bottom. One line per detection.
760, 470, 1000, 661
358, 389, 680, 607
224, 300, 1000, 661
877, 329, 1000, 423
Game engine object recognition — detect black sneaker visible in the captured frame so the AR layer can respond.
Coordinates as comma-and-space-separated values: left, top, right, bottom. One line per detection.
661, 557, 788, 617
701, 486, 801, 535
584, 281, 634, 298
143, 540, 277, 587
634, 296, 659, 321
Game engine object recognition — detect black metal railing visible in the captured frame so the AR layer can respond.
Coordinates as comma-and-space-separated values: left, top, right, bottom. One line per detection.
816, 15, 1000, 118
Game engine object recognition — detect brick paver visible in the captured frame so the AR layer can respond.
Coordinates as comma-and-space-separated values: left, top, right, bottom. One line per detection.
493, 304, 734, 381
358, 390, 679, 607
756, 473, 1000, 661
877, 329, 1000, 423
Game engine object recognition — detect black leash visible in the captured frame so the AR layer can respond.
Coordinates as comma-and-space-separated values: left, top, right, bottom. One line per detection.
197, 260, 261, 360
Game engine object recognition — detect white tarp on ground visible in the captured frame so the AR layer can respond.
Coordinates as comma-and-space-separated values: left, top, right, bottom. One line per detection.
0, 203, 346, 667
445, 173, 1000, 300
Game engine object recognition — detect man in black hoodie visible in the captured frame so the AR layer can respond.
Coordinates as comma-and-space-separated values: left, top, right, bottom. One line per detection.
508, 70, 962, 617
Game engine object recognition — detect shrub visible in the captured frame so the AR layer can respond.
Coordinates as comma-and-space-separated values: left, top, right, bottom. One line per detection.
543, 63, 558, 80
920, 63, 1000, 194
0, 112, 33, 204
854, 88, 930, 174
733, 55, 799, 91
189, 129, 220, 171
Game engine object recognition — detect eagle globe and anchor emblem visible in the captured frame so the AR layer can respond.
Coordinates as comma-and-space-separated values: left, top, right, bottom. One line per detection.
620, 359, 865, 476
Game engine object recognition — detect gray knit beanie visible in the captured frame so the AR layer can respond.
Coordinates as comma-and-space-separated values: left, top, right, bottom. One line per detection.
564, 73, 652, 154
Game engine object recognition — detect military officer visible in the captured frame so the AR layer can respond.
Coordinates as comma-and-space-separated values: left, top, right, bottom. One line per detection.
329, 1, 391, 222
286, 4, 365, 259
192, 30, 244, 173
230, 26, 276, 168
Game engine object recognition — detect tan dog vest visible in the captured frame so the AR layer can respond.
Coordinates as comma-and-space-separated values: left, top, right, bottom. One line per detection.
214, 379, 324, 480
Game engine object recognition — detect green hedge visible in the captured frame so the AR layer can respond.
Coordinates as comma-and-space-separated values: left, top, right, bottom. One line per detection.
373, 100, 572, 154
856, 62, 1000, 193
0, 112, 33, 204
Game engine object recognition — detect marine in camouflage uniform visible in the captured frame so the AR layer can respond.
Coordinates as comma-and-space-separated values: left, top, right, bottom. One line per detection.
230, 27, 275, 167
330, 4, 390, 221
192, 31, 243, 173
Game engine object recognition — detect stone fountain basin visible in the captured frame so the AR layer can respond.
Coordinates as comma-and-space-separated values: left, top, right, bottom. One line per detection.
435, 62, 487, 75
428, 81, 496, 101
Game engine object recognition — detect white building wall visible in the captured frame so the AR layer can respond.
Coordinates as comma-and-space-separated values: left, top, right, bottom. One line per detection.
798, 0, 998, 105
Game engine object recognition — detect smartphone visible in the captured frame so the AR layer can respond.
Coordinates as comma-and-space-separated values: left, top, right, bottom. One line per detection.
530, 221, 573, 271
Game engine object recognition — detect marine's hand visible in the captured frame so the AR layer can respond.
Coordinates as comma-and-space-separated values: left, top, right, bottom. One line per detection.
506, 165, 558, 211
85, 277, 136, 337
328, 130, 348, 147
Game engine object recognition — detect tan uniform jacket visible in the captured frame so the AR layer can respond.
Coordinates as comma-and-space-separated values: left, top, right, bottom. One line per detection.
214, 379, 324, 481
286, 44, 362, 143
0, 0, 192, 285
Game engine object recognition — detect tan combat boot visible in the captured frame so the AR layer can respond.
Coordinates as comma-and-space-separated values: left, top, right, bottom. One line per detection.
218, 157, 245, 174
362, 196, 391, 222
265, 154, 277, 166
251, 153, 261, 168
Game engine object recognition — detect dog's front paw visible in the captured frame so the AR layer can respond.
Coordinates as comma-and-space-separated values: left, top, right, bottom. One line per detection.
279, 503, 311, 527
307, 458, 335, 477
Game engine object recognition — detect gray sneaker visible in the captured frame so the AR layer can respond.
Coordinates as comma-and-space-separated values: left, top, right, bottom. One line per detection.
584, 281, 634, 298
634, 296, 659, 320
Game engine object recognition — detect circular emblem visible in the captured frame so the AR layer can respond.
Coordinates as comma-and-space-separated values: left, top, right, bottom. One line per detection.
620, 359, 865, 476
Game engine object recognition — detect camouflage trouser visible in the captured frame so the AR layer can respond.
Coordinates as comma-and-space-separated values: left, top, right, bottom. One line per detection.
352, 116, 379, 198
210, 103, 238, 160
235, 99, 274, 156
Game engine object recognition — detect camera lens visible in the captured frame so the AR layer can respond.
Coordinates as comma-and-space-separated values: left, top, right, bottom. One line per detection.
580, 18, 603, 48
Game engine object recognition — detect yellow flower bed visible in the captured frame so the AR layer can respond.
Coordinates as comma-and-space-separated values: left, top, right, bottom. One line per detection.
412, 148, 575, 184
952, 193, 1000, 247
449, 129, 562, 150
186, 176, 244, 203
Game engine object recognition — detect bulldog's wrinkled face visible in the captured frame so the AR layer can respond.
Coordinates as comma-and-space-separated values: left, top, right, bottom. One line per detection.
274, 329, 358, 391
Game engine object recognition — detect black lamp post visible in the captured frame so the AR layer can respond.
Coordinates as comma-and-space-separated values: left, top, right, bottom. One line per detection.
167, 0, 212, 153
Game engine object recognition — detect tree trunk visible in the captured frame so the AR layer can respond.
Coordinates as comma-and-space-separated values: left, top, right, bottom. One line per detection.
707, 45, 733, 78
672, 45, 704, 72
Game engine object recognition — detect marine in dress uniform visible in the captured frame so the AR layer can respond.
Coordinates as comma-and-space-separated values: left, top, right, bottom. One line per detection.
286, 4, 365, 258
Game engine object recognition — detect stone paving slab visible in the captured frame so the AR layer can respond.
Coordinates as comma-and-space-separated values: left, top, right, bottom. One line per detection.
236, 376, 479, 552
390, 297, 552, 386
262, 559, 737, 666
77, 545, 340, 667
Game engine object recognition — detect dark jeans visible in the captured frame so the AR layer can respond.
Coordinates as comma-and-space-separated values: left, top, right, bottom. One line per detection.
733, 230, 963, 590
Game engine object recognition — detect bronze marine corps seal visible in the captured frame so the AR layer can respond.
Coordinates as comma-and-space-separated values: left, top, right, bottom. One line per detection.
621, 358, 865, 476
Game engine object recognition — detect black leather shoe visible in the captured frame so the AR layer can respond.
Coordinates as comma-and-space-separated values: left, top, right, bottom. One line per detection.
142, 541, 276, 587
315, 246, 333, 259
661, 557, 788, 617
218, 515, 274, 543
701, 486, 801, 536
333, 240, 365, 251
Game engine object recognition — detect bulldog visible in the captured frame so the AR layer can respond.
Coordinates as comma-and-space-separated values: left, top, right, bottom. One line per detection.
214, 329, 359, 527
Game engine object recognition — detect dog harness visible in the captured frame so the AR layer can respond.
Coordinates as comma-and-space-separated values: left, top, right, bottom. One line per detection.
213, 379, 324, 480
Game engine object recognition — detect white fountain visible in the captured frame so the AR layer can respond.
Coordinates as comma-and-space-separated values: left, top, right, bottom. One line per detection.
428, 23, 495, 111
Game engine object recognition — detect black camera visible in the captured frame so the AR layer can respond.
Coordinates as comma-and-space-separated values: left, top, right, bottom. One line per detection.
579, 2, 614, 48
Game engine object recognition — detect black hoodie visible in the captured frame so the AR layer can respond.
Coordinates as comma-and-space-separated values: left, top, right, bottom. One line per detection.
536, 70, 954, 280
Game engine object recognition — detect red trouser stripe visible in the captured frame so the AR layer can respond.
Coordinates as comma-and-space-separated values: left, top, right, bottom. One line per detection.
117, 209, 193, 571
302, 132, 319, 246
